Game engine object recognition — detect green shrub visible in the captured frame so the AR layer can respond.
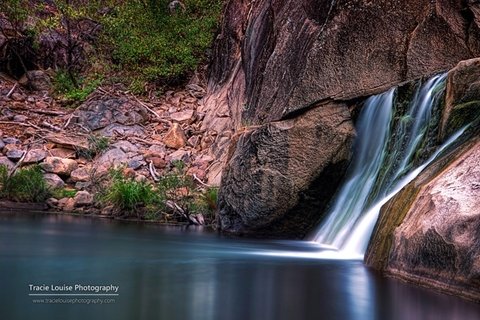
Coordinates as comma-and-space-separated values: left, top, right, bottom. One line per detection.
201, 187, 218, 212
157, 160, 195, 208
104, 170, 158, 213
51, 188, 78, 199
0, 165, 50, 202
101, 0, 223, 88
53, 70, 101, 103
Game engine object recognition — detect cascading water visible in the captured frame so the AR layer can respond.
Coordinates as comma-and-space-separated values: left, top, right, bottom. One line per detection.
311, 73, 465, 258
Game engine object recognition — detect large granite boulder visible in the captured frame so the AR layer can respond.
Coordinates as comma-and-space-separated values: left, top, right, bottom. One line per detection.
206, 0, 480, 237
217, 102, 354, 238
366, 138, 480, 302
207, 0, 480, 126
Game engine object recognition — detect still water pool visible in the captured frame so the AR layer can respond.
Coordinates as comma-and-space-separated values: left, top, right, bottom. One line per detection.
1, 212, 479, 320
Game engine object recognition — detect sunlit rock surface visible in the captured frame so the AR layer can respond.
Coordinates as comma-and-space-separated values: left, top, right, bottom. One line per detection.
366, 138, 480, 302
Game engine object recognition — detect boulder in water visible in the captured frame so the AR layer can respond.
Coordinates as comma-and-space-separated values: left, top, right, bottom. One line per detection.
366, 138, 480, 303
217, 102, 354, 238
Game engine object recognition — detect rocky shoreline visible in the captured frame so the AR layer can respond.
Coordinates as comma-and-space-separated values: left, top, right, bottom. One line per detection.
0, 70, 220, 225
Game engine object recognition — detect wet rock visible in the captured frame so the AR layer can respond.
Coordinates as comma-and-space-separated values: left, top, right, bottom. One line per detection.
62, 198, 76, 212
46, 198, 59, 208
100, 205, 115, 216
163, 123, 187, 149
366, 139, 480, 303
43, 173, 65, 189
41, 157, 78, 175
73, 191, 94, 206
209, 0, 479, 124
441, 58, 480, 139
0, 140, 4, 150
24, 149, 47, 164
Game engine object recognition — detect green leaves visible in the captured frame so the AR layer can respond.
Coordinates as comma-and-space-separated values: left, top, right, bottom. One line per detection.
102, 0, 222, 88
0, 165, 50, 203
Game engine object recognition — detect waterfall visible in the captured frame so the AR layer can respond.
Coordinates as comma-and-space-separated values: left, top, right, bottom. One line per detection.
311, 74, 463, 257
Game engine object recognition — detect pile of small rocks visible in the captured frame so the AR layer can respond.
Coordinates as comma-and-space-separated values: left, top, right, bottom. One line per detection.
0, 72, 220, 214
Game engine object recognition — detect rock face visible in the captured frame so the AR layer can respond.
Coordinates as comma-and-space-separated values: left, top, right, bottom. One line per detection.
206, 0, 480, 237
207, 0, 480, 125
441, 58, 480, 139
366, 138, 480, 302
217, 102, 354, 238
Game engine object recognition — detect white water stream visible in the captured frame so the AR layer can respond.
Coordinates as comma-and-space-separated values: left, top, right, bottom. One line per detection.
310, 74, 466, 258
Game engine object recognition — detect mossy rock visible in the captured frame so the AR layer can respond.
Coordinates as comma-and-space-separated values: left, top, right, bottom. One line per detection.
445, 100, 480, 137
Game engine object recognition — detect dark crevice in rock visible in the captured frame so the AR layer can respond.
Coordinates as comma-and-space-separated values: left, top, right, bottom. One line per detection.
250, 158, 351, 239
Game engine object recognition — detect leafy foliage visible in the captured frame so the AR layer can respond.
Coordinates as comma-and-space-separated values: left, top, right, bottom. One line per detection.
51, 188, 77, 199
0, 165, 50, 202
53, 70, 101, 103
101, 0, 223, 88
103, 169, 158, 213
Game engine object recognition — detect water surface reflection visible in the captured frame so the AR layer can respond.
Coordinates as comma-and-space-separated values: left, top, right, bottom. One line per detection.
0, 212, 479, 320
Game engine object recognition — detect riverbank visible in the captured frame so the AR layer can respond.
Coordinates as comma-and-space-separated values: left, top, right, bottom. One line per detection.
0, 71, 219, 227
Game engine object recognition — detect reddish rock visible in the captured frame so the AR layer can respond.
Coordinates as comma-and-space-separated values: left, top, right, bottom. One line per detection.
24, 149, 47, 164
95, 148, 128, 168
170, 110, 195, 123
43, 173, 65, 189
41, 157, 78, 175
70, 167, 91, 182
217, 102, 355, 238
441, 58, 480, 139
163, 123, 187, 149
366, 139, 480, 303
49, 148, 76, 159
0, 156, 15, 170
149, 157, 167, 169
73, 191, 94, 207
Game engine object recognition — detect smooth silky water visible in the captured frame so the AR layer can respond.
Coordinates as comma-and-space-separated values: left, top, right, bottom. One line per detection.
2, 75, 479, 319
311, 74, 463, 257
1, 212, 480, 320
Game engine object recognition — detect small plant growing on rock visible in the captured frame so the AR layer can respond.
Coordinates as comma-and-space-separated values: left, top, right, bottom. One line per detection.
77, 134, 110, 160
0, 165, 50, 202
201, 187, 218, 212
103, 169, 158, 216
